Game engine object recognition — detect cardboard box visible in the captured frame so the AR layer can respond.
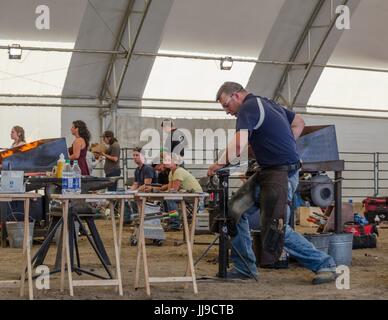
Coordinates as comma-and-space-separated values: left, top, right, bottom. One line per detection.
91, 143, 107, 155
298, 207, 324, 227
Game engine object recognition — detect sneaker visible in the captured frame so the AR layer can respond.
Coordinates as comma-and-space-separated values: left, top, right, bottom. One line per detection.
312, 271, 337, 285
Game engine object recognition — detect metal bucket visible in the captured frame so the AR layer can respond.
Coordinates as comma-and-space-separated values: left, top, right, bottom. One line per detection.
6, 221, 34, 248
303, 233, 332, 254
329, 233, 353, 266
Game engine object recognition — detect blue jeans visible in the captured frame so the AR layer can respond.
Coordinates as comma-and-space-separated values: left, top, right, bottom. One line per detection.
231, 170, 336, 276
164, 200, 180, 229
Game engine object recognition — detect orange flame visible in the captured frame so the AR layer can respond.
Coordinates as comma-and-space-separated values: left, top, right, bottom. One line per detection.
0, 141, 42, 160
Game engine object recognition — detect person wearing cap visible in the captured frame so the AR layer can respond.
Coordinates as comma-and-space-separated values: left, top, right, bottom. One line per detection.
161, 119, 187, 161
99, 131, 121, 191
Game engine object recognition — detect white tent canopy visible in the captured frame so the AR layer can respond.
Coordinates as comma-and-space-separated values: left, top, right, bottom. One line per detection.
1, 0, 388, 147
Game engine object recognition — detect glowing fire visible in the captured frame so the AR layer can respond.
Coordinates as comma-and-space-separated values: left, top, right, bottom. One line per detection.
0, 141, 42, 160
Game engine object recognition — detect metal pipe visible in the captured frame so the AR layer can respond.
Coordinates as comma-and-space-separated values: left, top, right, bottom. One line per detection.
121, 97, 216, 103
3, 44, 388, 75
0, 45, 126, 55
0, 93, 107, 100
133, 51, 388, 74
291, 0, 350, 107
117, 105, 222, 112
320, 63, 388, 74
132, 51, 308, 66
272, 0, 326, 101
0, 103, 107, 108
2, 98, 388, 117
298, 104, 388, 113
114, 0, 152, 102
99, 0, 136, 100
296, 109, 388, 120
116, 104, 388, 120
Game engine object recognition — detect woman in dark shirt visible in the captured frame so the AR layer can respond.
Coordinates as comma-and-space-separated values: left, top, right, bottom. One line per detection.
100, 131, 121, 191
69, 120, 91, 175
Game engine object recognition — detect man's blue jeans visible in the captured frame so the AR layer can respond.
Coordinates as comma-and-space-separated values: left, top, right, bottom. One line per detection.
164, 200, 180, 229
231, 170, 336, 277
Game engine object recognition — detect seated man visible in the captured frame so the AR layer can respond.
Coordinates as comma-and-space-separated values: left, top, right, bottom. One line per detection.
125, 147, 157, 222
130, 146, 157, 191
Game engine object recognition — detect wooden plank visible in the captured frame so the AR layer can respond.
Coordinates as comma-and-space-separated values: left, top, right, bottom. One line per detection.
0, 194, 41, 199
51, 194, 135, 200
149, 277, 194, 283
0, 280, 20, 288
24, 200, 34, 300
110, 202, 123, 296
181, 200, 198, 294
140, 198, 150, 296
72, 280, 119, 287
135, 192, 209, 198
185, 197, 198, 289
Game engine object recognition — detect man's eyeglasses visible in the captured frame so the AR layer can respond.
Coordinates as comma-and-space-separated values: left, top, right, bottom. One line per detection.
222, 94, 234, 109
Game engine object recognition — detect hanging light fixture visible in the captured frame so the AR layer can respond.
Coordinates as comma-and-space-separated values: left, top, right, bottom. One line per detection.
220, 56, 233, 70
8, 44, 22, 60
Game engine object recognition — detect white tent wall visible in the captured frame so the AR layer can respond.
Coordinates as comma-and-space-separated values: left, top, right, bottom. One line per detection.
114, 111, 387, 153
0, 106, 61, 148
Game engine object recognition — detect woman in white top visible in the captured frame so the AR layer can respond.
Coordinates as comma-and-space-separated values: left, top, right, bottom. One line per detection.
10, 126, 26, 148
0, 126, 26, 169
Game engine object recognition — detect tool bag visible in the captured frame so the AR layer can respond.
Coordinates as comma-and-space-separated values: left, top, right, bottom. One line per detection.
344, 222, 378, 249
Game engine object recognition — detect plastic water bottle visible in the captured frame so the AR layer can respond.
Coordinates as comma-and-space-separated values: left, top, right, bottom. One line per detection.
62, 160, 73, 194
72, 160, 82, 194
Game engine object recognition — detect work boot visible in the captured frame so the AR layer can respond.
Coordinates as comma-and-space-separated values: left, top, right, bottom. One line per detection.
312, 271, 337, 285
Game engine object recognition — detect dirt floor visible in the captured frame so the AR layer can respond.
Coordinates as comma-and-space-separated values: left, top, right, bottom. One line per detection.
1, 219, 387, 300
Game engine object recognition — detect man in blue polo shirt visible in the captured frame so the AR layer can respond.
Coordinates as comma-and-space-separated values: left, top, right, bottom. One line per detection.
208, 82, 336, 284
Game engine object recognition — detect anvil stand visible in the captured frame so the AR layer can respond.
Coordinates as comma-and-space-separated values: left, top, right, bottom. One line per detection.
195, 168, 258, 281
30, 205, 113, 280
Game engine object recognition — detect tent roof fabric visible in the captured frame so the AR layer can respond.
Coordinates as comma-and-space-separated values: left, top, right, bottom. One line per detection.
0, 0, 388, 116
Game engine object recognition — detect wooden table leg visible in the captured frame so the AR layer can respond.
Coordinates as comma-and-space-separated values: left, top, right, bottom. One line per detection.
60, 202, 66, 292
24, 199, 33, 300
181, 200, 198, 294
134, 198, 150, 295
141, 198, 151, 296
110, 201, 123, 296
134, 199, 143, 290
185, 197, 198, 289
61, 200, 73, 296
19, 245, 27, 298
19, 201, 28, 298
118, 199, 125, 253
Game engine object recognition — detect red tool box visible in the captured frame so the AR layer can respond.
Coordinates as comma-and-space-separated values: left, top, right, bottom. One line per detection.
362, 197, 388, 223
